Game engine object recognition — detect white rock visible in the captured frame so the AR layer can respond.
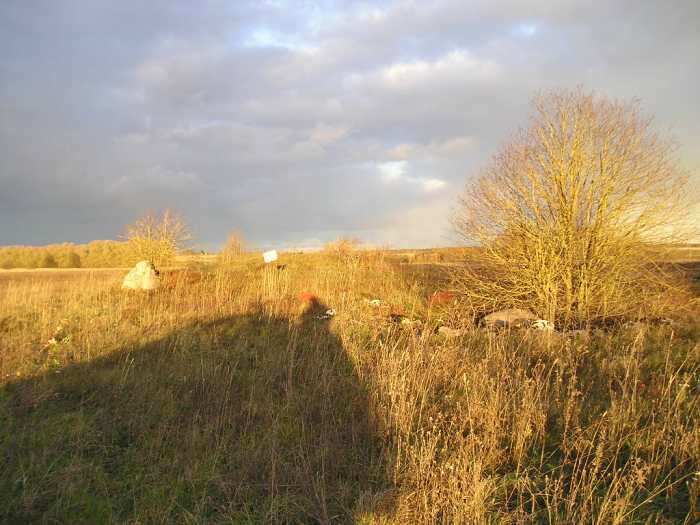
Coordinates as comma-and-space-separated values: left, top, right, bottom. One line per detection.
316, 308, 337, 320
531, 319, 555, 331
122, 261, 160, 291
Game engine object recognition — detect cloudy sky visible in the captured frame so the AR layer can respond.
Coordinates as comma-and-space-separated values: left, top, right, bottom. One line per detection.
1, 1, 698, 249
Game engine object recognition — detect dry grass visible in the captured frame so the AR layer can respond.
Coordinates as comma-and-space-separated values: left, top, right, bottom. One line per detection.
1, 252, 699, 523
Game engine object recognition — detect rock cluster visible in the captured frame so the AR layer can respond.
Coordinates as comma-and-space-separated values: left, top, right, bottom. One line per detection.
481, 308, 538, 328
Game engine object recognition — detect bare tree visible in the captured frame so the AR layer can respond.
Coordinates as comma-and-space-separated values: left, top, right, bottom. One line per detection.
219, 230, 246, 264
324, 236, 361, 261
454, 89, 692, 326
125, 209, 191, 267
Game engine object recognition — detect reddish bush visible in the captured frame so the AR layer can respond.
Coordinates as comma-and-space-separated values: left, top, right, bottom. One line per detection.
161, 269, 205, 289
430, 290, 456, 307
298, 291, 319, 305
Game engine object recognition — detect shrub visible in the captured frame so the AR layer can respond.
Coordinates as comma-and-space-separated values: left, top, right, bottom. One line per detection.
124, 209, 191, 267
324, 236, 361, 261
218, 231, 245, 265
454, 88, 692, 326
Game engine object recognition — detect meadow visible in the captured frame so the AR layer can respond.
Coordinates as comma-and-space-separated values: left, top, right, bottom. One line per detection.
1, 252, 699, 524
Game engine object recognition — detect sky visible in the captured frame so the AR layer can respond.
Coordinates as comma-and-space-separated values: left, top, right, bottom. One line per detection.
1, 1, 698, 250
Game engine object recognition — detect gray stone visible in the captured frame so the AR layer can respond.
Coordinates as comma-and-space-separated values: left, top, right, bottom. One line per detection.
438, 326, 467, 338
481, 308, 537, 328
531, 319, 555, 331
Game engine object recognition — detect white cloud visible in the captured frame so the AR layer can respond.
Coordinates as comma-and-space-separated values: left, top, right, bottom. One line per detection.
387, 143, 417, 160
2, 0, 699, 247
108, 165, 202, 193
388, 136, 476, 160
309, 124, 348, 145
358, 6, 388, 24
381, 50, 502, 88
378, 160, 407, 182
422, 178, 447, 192
377, 161, 447, 193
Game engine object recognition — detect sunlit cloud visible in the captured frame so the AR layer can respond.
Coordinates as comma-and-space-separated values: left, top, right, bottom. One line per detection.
381, 50, 501, 88
422, 178, 447, 192
309, 124, 348, 145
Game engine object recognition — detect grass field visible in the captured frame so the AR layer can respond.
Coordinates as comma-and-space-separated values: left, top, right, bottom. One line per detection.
1, 252, 699, 524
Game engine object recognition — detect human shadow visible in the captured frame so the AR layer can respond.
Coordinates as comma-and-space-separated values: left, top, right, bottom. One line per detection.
1, 301, 391, 524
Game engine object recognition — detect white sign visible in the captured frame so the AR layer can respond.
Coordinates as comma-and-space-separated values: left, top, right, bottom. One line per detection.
263, 250, 278, 263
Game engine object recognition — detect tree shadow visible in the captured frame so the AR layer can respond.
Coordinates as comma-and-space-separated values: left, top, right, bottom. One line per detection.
1, 300, 392, 524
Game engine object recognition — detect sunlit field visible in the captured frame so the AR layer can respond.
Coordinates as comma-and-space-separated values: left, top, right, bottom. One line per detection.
1, 252, 699, 524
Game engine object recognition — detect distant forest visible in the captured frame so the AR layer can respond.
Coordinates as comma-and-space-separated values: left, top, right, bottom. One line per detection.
0, 241, 133, 269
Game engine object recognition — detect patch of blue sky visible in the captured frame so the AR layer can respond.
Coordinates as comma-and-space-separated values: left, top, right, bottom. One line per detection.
513, 23, 539, 38
242, 27, 315, 52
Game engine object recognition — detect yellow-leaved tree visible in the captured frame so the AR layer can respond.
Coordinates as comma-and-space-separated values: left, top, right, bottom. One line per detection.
125, 209, 191, 267
454, 89, 693, 326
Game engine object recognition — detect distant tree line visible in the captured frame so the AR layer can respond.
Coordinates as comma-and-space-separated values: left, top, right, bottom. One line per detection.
0, 210, 193, 270
0, 241, 134, 269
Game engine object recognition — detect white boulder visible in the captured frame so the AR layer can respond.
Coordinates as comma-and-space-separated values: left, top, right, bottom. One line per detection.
122, 260, 160, 290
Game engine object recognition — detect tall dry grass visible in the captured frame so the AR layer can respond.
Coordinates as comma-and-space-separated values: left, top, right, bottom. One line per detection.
0, 254, 698, 523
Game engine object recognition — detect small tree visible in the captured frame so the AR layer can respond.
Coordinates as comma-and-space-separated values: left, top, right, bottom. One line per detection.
324, 236, 361, 261
219, 231, 245, 265
454, 89, 691, 326
125, 209, 191, 267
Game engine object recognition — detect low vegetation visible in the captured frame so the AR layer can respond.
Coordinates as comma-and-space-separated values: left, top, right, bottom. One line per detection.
218, 231, 247, 266
1, 252, 698, 523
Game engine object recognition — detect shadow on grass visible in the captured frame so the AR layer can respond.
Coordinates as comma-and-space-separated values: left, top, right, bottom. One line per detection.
1, 300, 391, 524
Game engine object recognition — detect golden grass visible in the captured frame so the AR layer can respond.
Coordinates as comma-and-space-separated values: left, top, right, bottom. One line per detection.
1, 253, 699, 523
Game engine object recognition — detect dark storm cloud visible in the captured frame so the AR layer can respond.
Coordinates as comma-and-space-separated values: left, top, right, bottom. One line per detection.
1, 0, 698, 248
